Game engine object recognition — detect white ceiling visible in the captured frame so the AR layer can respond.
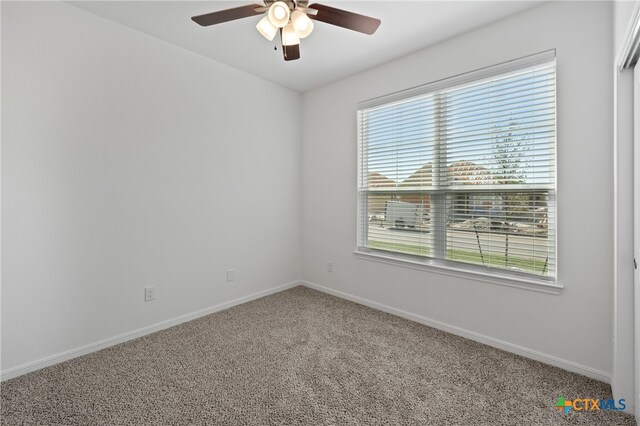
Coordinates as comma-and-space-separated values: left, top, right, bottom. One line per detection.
70, 1, 542, 92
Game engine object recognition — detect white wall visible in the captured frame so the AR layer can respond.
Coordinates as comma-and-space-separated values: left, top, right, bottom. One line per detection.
1, 1, 302, 374
302, 1, 614, 378
612, 0, 640, 413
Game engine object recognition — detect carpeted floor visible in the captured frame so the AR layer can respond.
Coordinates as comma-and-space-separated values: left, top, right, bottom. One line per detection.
1, 286, 636, 425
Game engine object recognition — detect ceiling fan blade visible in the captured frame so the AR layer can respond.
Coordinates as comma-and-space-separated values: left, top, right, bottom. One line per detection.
191, 4, 264, 27
283, 44, 301, 61
307, 4, 380, 35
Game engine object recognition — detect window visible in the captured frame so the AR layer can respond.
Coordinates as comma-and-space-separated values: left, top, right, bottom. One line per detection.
357, 51, 556, 281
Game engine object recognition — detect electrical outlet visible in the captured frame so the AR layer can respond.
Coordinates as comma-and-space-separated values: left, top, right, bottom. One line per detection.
226, 269, 235, 283
144, 286, 155, 302
328, 261, 334, 272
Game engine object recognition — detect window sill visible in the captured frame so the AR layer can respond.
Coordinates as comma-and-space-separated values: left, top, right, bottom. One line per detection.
353, 249, 563, 295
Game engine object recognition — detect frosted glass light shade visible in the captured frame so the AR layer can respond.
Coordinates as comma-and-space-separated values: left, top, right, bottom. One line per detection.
291, 10, 314, 38
268, 2, 290, 28
282, 23, 300, 46
256, 16, 277, 41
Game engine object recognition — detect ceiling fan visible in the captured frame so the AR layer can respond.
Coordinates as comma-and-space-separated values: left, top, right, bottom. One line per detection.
191, 1, 381, 61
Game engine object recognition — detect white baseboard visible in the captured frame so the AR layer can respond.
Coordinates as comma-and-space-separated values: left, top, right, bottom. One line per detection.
301, 280, 611, 384
1, 281, 300, 382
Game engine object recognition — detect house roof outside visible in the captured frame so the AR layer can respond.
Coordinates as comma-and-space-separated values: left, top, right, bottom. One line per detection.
368, 161, 491, 189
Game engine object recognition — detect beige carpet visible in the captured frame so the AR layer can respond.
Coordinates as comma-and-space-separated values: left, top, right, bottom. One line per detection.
1, 286, 636, 425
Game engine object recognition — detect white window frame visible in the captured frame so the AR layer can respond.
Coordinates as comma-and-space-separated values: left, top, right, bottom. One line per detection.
355, 50, 562, 294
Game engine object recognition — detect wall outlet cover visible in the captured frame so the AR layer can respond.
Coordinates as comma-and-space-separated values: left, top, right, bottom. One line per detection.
144, 286, 156, 302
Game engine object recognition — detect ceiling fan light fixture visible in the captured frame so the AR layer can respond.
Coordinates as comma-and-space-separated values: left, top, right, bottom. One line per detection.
256, 15, 277, 41
282, 22, 300, 46
291, 10, 314, 38
191, 2, 381, 62
268, 1, 290, 28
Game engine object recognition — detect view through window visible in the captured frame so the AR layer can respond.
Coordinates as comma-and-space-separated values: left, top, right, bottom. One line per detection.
357, 52, 556, 280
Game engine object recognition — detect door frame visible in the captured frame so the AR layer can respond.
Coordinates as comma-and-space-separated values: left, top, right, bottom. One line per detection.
613, 1, 640, 418
634, 60, 640, 421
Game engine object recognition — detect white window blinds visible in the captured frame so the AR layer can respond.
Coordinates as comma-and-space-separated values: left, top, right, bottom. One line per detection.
357, 51, 556, 280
